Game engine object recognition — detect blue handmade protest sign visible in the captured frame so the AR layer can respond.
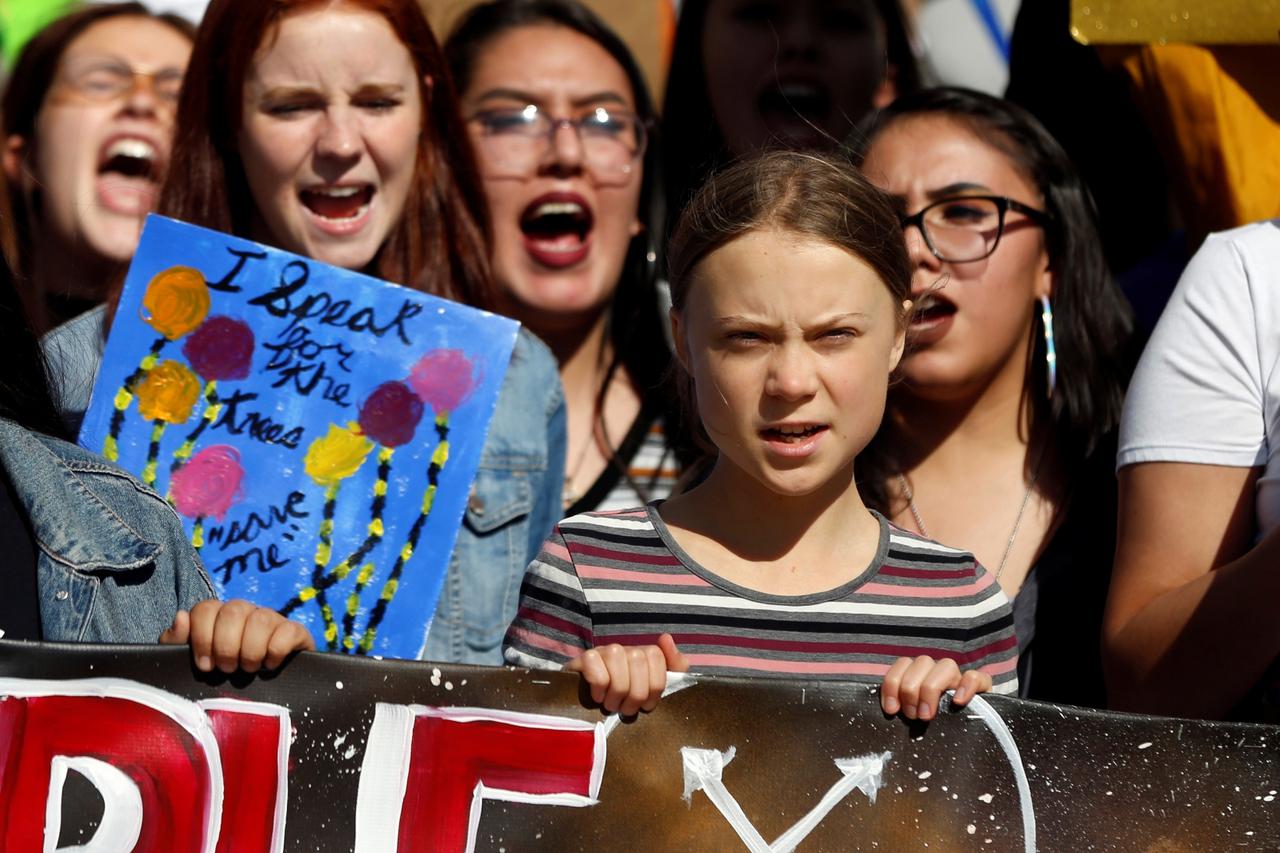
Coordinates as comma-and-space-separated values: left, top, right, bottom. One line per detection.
78, 215, 518, 659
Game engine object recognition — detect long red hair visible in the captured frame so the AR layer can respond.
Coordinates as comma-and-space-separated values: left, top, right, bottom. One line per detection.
157, 0, 495, 308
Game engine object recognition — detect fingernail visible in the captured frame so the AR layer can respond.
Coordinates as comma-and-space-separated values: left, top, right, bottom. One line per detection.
919, 702, 931, 719
903, 704, 916, 717
196, 656, 211, 671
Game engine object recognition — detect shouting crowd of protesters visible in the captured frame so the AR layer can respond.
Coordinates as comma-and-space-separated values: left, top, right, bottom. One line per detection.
0, 0, 1276, 727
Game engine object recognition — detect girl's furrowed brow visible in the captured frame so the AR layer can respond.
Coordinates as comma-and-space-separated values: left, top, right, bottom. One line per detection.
712, 313, 869, 331
472, 86, 539, 105
570, 91, 629, 108
472, 87, 630, 110
256, 85, 317, 101
926, 181, 991, 200
712, 314, 770, 326
352, 82, 407, 96
811, 312, 870, 325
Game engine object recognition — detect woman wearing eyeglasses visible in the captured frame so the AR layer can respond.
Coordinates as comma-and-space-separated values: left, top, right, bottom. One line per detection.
2, 4, 193, 334
148, 0, 566, 666
853, 88, 1135, 707
446, 0, 685, 516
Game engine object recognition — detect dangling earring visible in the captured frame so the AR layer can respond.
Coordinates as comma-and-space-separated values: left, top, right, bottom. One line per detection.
1039, 295, 1057, 399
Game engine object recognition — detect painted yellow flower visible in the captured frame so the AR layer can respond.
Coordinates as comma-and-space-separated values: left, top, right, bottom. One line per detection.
141, 266, 210, 340
305, 423, 374, 487
134, 360, 201, 423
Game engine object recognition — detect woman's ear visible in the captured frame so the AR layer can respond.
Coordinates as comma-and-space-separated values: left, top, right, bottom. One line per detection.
4, 134, 29, 187
889, 298, 911, 372
1036, 262, 1054, 301
670, 306, 690, 372
872, 66, 898, 110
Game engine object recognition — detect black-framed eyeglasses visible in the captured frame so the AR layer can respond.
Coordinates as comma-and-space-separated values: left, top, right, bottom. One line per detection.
900, 195, 1052, 263
467, 105, 647, 184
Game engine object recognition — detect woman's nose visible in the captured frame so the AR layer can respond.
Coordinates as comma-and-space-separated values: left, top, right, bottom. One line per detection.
776, 5, 820, 59
316, 109, 360, 160
120, 73, 161, 117
904, 222, 942, 273
539, 119, 585, 177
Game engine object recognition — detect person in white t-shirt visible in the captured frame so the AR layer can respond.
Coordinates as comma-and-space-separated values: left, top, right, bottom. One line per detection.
1105, 218, 1280, 720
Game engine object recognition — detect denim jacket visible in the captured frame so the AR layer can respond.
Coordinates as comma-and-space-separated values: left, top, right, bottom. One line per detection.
0, 418, 215, 643
423, 327, 566, 663
45, 310, 565, 665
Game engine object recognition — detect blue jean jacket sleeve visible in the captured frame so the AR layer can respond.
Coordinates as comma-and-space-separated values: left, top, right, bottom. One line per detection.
423, 328, 566, 665
0, 419, 216, 643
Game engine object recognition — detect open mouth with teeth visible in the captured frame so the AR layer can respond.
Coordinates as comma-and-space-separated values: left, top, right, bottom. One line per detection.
910, 295, 957, 326
300, 185, 374, 223
761, 424, 827, 443
756, 80, 834, 142
520, 193, 594, 268
95, 136, 164, 216
100, 138, 159, 180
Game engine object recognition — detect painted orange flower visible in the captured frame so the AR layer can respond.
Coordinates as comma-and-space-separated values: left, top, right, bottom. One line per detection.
141, 266, 210, 340
134, 360, 201, 423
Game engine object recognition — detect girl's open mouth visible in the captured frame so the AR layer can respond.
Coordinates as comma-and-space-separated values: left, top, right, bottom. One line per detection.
910, 294, 957, 327
908, 294, 957, 345
761, 424, 827, 442
520, 192, 593, 268
95, 135, 165, 216
760, 423, 828, 458
756, 77, 835, 146
300, 185, 374, 223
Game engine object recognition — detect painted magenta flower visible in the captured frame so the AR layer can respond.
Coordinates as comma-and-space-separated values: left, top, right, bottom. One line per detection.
141, 266, 210, 340
407, 349, 477, 415
305, 423, 374, 487
170, 445, 244, 520
182, 315, 255, 381
358, 381, 424, 448
134, 360, 201, 423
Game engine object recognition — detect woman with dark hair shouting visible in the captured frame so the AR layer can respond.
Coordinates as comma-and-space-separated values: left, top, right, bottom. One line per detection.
854, 87, 1135, 707
446, 0, 686, 516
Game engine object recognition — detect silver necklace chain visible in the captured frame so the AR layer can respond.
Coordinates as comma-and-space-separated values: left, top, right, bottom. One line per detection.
562, 428, 597, 509
896, 444, 1048, 581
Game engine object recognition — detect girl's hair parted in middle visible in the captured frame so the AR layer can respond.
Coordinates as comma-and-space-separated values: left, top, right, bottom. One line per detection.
667, 149, 912, 318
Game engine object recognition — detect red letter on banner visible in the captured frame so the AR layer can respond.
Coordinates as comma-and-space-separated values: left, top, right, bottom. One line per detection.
202, 699, 291, 853
0, 683, 219, 852
355, 705, 608, 853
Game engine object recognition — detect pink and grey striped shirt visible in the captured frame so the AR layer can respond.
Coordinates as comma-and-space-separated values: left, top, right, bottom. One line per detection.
503, 505, 1019, 694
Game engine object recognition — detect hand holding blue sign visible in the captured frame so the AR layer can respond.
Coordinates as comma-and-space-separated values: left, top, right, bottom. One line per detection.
80, 215, 518, 659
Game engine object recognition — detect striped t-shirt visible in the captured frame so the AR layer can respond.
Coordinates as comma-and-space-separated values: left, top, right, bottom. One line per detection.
503, 505, 1019, 694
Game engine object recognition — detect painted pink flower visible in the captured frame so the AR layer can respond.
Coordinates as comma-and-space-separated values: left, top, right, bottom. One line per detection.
170, 445, 245, 520
182, 316, 255, 381
358, 381, 424, 448
407, 349, 476, 415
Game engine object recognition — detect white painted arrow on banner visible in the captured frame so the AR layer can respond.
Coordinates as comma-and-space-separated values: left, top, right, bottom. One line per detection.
681, 746, 890, 853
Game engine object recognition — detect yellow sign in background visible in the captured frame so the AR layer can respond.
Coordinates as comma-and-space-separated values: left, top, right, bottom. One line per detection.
1071, 0, 1280, 44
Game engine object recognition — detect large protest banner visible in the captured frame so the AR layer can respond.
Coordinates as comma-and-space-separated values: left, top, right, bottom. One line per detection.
78, 216, 518, 660
0, 641, 1275, 851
